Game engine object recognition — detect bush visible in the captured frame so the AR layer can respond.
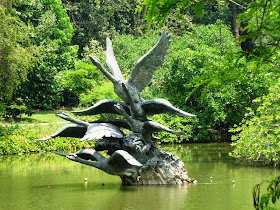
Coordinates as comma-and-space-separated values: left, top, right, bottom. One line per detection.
0, 124, 19, 137
230, 78, 280, 166
79, 81, 120, 107
155, 23, 275, 141
2, 98, 33, 119
56, 61, 104, 107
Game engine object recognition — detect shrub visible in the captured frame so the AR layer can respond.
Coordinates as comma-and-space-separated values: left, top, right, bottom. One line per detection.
79, 81, 120, 107
230, 78, 280, 166
56, 61, 104, 107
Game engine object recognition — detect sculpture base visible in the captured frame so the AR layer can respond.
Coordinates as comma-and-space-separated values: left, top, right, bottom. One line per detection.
121, 165, 192, 185
120, 148, 194, 185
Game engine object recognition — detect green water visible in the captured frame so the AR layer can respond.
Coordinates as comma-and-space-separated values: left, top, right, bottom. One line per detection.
0, 143, 279, 210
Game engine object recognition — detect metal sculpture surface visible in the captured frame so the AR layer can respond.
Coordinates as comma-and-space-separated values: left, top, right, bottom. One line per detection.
39, 31, 196, 185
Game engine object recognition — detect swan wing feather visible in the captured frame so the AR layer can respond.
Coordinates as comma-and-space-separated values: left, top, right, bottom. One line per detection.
106, 37, 124, 81
128, 31, 171, 92
37, 124, 86, 141
80, 123, 124, 141
142, 98, 196, 117
72, 99, 130, 116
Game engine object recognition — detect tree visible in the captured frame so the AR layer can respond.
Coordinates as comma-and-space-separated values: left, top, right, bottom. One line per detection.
143, 0, 280, 141
229, 0, 280, 163
14, 0, 78, 109
62, 0, 144, 56
230, 77, 280, 165
0, 3, 36, 116
144, 0, 203, 27
238, 0, 280, 60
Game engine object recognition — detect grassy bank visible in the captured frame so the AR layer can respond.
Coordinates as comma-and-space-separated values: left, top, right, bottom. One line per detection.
0, 109, 96, 155
0, 123, 95, 155
1, 109, 71, 124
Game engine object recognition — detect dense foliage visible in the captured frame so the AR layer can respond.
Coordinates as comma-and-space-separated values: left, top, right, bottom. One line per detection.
228, 0, 280, 165
142, 0, 280, 161
230, 78, 280, 166
15, 0, 77, 110
109, 23, 274, 142
0, 2, 37, 118
62, 0, 145, 55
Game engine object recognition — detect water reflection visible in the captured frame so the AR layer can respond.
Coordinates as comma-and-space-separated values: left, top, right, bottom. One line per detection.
111, 185, 189, 210
0, 143, 279, 210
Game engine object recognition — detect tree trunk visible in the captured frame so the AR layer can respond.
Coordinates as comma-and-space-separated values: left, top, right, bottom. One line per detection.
231, 2, 240, 44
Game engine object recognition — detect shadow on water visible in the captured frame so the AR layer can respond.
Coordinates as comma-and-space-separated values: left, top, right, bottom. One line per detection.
0, 143, 279, 210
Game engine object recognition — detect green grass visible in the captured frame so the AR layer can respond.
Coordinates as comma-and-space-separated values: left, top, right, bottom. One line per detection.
0, 108, 110, 125
22, 110, 68, 123
1, 109, 72, 124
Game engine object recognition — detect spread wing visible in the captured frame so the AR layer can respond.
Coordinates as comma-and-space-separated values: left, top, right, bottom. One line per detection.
106, 37, 124, 81
54, 148, 98, 161
127, 31, 171, 92
90, 118, 131, 130
71, 99, 130, 116
141, 98, 196, 117
37, 124, 87, 141
143, 121, 185, 136
107, 150, 142, 168
80, 123, 124, 141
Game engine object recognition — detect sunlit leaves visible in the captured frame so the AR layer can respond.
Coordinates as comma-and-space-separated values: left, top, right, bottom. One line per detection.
13, 0, 78, 109
238, 0, 280, 62
62, 0, 140, 53
230, 78, 280, 166
161, 23, 243, 128
0, 4, 36, 102
144, 0, 202, 27
144, 0, 233, 28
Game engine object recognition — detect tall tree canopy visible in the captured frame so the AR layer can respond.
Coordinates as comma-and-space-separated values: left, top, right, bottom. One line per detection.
62, 0, 144, 55
14, 0, 78, 109
0, 2, 36, 102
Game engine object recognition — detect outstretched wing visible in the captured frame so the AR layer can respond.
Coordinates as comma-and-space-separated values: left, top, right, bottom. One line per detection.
37, 124, 87, 141
143, 120, 184, 135
71, 99, 130, 116
80, 123, 124, 141
54, 148, 98, 161
107, 150, 142, 168
127, 31, 171, 92
106, 37, 124, 81
90, 118, 131, 130
141, 98, 196, 117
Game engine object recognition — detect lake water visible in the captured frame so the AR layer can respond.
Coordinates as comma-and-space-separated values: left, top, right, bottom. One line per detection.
0, 143, 279, 210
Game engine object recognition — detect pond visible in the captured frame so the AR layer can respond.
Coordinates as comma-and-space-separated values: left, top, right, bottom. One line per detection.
0, 143, 279, 210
